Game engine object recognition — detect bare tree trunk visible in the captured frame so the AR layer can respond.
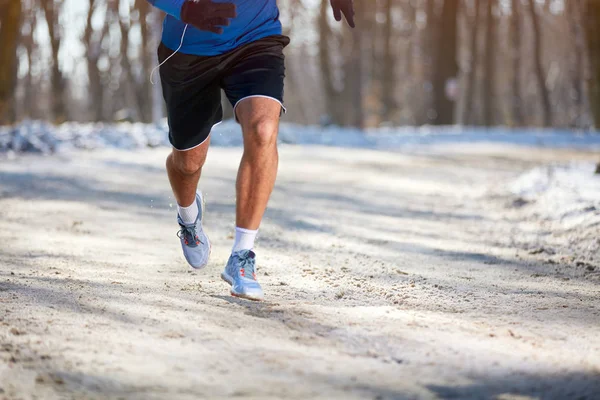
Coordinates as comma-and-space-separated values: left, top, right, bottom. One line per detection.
527, 0, 552, 127
136, 0, 153, 122
401, 0, 417, 123
463, 0, 481, 125
380, 0, 395, 122
319, 0, 342, 125
432, 0, 458, 125
0, 0, 22, 124
510, 0, 523, 126
21, 0, 37, 120
348, 12, 365, 129
404, 1, 416, 78
83, 0, 107, 122
42, 0, 67, 123
566, 1, 585, 128
584, 0, 600, 129
425, 0, 438, 73
483, 0, 497, 126
150, 8, 165, 124
543, 0, 551, 14
114, 0, 144, 120
424, 0, 438, 123
281, 4, 310, 124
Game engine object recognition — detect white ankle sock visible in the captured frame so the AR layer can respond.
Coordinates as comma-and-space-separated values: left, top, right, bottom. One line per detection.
178, 200, 199, 225
232, 227, 258, 252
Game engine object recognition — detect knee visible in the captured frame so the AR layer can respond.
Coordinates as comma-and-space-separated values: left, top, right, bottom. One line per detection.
243, 117, 279, 149
168, 152, 204, 176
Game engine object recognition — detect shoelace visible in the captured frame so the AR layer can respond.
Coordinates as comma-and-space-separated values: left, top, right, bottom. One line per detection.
234, 253, 257, 280
177, 225, 202, 246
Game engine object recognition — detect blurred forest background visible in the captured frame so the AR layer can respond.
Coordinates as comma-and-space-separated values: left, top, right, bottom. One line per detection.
1, 0, 600, 130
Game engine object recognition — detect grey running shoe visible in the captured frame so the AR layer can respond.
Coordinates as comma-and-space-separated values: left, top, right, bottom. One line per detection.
177, 192, 211, 269
221, 250, 264, 301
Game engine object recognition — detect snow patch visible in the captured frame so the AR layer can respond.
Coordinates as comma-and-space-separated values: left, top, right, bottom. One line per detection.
1, 120, 600, 155
510, 163, 599, 223
509, 163, 600, 257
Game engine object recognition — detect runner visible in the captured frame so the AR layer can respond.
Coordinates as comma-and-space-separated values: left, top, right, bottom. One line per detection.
148, 0, 355, 300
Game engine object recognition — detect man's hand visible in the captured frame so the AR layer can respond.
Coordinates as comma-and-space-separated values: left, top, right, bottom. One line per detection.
181, 0, 237, 34
330, 0, 355, 28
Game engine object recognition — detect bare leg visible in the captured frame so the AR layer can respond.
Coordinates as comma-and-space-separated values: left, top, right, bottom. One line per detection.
235, 98, 282, 230
166, 138, 211, 207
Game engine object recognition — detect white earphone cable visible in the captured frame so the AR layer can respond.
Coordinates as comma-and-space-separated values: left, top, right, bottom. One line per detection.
150, 24, 189, 85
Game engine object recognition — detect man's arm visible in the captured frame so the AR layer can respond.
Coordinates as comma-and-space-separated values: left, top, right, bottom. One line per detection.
147, 0, 236, 34
330, 0, 355, 28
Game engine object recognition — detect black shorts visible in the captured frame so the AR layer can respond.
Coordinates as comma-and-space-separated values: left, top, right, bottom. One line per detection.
158, 35, 290, 150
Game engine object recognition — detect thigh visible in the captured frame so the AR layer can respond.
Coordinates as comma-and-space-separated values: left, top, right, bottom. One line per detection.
158, 44, 223, 151
235, 96, 283, 135
220, 35, 289, 122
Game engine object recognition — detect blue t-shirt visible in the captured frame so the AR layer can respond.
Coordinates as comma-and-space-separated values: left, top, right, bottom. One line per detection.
148, 0, 282, 56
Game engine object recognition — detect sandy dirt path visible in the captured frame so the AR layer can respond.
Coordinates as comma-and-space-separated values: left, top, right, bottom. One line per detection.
1, 145, 599, 399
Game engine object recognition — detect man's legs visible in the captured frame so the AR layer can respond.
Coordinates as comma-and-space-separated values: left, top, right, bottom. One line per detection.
166, 94, 281, 232
220, 97, 281, 301
235, 97, 281, 230
166, 138, 210, 209
166, 138, 212, 269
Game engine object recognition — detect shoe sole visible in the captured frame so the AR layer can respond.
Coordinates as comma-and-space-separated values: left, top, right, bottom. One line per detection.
188, 191, 210, 270
220, 272, 263, 301
231, 291, 263, 302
